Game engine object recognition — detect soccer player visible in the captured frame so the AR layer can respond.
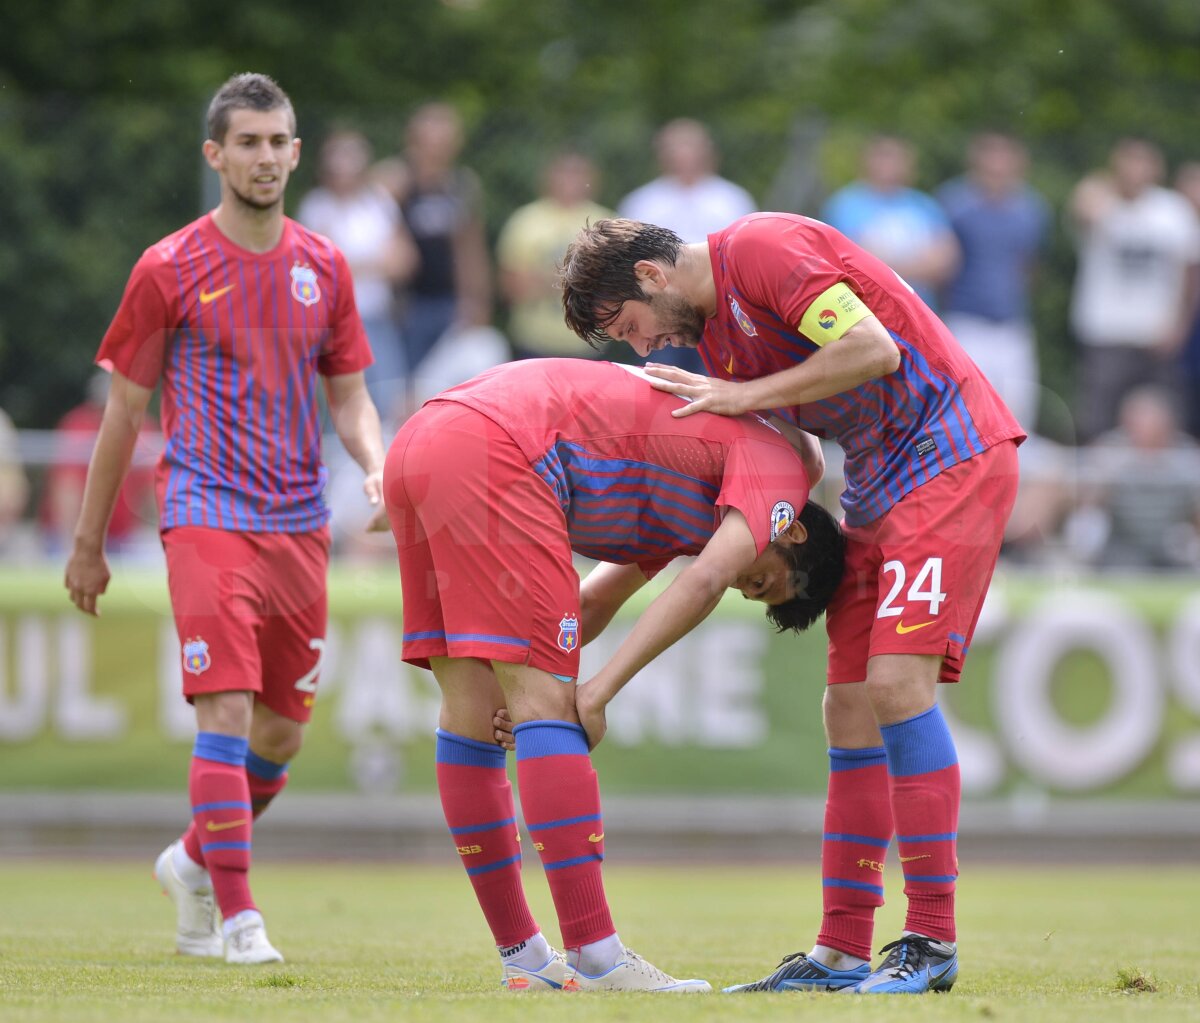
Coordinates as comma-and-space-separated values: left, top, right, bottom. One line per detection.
559, 215, 1025, 994
63, 74, 387, 964
383, 356, 844, 992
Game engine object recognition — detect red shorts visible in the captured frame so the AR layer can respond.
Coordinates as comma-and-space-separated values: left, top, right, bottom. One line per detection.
162, 526, 330, 722
384, 401, 582, 677
826, 441, 1019, 685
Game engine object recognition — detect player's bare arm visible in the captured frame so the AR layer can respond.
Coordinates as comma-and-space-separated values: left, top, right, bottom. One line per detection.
575, 509, 758, 749
64, 370, 154, 616
767, 415, 825, 486
323, 371, 388, 531
578, 561, 650, 646
493, 561, 648, 750
646, 315, 901, 419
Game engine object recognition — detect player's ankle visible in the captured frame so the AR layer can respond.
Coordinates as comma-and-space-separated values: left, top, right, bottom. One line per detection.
809, 944, 869, 971
570, 932, 622, 975
498, 931, 551, 970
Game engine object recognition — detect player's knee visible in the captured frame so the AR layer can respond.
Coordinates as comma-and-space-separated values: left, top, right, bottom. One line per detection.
194, 690, 254, 736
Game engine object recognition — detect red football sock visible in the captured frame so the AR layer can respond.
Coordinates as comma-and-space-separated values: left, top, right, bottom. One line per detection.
436, 730, 537, 948
188, 732, 255, 919
245, 751, 289, 818
817, 746, 893, 961
882, 706, 960, 943
180, 753, 288, 863
514, 721, 615, 950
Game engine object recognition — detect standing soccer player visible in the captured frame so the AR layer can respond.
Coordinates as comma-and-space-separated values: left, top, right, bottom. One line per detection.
559, 215, 1024, 994
64, 73, 387, 964
385, 357, 844, 991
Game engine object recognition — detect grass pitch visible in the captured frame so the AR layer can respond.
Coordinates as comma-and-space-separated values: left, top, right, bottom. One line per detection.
1, 860, 1197, 1022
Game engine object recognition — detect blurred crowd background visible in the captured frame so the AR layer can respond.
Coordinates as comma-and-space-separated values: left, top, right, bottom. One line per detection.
2, 0, 1199, 576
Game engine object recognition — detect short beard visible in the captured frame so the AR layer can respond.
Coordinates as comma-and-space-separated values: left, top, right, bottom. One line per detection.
228, 182, 282, 213
652, 292, 706, 348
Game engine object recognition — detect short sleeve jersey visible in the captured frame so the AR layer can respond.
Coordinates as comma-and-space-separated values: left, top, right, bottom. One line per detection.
97, 213, 372, 533
701, 212, 1025, 526
432, 358, 809, 575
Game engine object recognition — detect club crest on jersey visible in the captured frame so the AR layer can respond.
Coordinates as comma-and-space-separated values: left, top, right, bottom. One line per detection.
730, 298, 758, 337
770, 501, 796, 540
556, 614, 580, 653
290, 263, 321, 307
818, 308, 838, 330
182, 637, 212, 675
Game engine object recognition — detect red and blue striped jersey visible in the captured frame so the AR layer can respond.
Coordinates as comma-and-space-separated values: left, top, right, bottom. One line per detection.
97, 213, 372, 533
432, 359, 809, 573
701, 213, 1025, 526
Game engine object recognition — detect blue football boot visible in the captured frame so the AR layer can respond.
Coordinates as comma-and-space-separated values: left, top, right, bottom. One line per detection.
723, 951, 870, 992
854, 934, 958, 994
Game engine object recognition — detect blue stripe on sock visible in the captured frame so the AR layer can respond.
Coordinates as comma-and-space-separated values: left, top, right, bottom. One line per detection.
904, 873, 958, 883
823, 878, 885, 896
880, 705, 958, 777
828, 746, 887, 772
823, 832, 890, 849
436, 729, 507, 768
448, 816, 516, 837
513, 720, 588, 760
544, 853, 604, 871
526, 813, 601, 833
245, 751, 287, 781
192, 801, 252, 814
465, 854, 522, 877
200, 841, 251, 852
898, 832, 957, 843
193, 732, 248, 766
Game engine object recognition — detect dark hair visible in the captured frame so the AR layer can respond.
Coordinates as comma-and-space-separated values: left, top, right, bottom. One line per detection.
206, 73, 295, 144
558, 218, 684, 349
765, 500, 846, 634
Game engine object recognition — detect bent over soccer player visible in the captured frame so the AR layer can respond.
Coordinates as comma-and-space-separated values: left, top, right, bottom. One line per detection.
64, 74, 387, 964
383, 357, 844, 992
560, 216, 1025, 994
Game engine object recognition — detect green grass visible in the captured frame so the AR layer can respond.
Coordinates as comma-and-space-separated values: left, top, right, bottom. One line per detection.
1, 861, 1198, 1022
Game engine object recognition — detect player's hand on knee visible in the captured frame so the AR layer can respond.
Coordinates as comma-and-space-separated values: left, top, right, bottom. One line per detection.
493, 707, 515, 751
574, 682, 608, 751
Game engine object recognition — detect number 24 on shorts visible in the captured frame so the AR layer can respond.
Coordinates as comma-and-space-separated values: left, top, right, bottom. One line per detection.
876, 557, 946, 620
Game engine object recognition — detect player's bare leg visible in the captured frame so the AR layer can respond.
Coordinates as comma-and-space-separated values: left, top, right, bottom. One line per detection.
854, 654, 959, 994
431, 657, 568, 990
492, 661, 709, 993
726, 682, 882, 993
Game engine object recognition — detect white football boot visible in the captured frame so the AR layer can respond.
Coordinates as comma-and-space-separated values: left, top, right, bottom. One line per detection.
154, 841, 223, 957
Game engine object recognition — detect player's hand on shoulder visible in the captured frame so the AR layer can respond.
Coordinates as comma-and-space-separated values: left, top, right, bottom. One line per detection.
574, 680, 608, 750
645, 364, 749, 419
64, 546, 111, 617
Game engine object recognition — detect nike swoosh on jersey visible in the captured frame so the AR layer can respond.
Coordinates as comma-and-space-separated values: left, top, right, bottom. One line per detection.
587, 833, 604, 843
199, 284, 236, 304
895, 620, 935, 635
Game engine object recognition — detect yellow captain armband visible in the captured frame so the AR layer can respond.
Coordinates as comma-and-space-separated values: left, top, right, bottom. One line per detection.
798, 282, 873, 346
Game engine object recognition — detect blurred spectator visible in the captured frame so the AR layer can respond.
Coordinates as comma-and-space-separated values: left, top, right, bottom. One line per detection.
1068, 138, 1200, 442
1067, 386, 1200, 571
497, 149, 614, 359
0, 406, 30, 554
297, 129, 418, 424
937, 132, 1051, 432
39, 370, 157, 555
1173, 161, 1200, 440
821, 134, 959, 311
374, 102, 492, 386
618, 118, 756, 372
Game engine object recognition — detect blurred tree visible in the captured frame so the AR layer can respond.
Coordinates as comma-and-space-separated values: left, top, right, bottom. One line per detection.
0, 0, 1196, 425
